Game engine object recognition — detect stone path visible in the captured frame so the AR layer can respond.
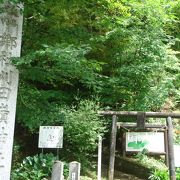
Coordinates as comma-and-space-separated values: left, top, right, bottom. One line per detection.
114, 170, 144, 180
101, 165, 145, 180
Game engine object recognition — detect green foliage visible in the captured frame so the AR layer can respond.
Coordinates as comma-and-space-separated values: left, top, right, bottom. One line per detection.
60, 100, 106, 169
13, 44, 104, 130
11, 0, 179, 127
135, 152, 180, 180
135, 151, 167, 171
149, 168, 180, 180
149, 169, 169, 180
11, 153, 56, 180
12, 141, 24, 170
174, 119, 180, 144
135, 153, 165, 180
177, 168, 180, 180
89, 0, 178, 110
15, 99, 106, 170
16, 82, 63, 131
13, 44, 103, 90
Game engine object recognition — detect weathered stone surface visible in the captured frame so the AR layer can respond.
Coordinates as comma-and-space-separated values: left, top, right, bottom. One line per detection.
0, 2, 23, 180
51, 161, 64, 180
0, 3, 23, 57
69, 161, 81, 180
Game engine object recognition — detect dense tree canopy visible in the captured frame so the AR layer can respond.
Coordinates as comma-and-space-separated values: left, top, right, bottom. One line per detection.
7, 0, 179, 130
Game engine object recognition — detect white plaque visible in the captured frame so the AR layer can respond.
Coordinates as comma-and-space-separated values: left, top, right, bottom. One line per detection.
0, 2, 23, 180
38, 126, 63, 148
126, 132, 165, 153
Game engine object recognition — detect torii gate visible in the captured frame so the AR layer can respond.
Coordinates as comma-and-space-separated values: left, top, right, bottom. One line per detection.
99, 111, 180, 180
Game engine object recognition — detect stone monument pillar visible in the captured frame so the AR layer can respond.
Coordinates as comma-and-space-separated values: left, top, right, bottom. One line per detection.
69, 161, 81, 180
51, 161, 64, 180
0, 2, 23, 180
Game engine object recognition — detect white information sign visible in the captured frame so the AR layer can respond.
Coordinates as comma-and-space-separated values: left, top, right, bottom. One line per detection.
174, 145, 180, 167
38, 126, 63, 148
126, 132, 165, 153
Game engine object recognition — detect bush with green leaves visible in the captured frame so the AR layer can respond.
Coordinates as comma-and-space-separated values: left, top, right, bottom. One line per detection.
174, 119, 180, 144
148, 169, 169, 180
14, 44, 103, 131
135, 152, 180, 180
11, 153, 56, 180
149, 168, 180, 180
177, 168, 180, 180
13, 100, 106, 173
60, 100, 106, 169
135, 151, 167, 171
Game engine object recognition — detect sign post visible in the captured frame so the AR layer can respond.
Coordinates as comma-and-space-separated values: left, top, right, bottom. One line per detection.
98, 135, 102, 180
38, 126, 64, 179
166, 117, 176, 180
0, 2, 23, 180
109, 115, 117, 180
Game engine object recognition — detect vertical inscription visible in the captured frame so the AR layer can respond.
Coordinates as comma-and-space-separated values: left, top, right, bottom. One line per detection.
0, 51, 11, 67
0, 2, 23, 180
0, 33, 17, 49
1, 15, 18, 27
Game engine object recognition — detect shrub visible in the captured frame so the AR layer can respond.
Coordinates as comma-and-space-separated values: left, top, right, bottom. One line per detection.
135, 151, 167, 171
11, 153, 56, 180
176, 168, 180, 180
149, 169, 169, 180
60, 100, 106, 169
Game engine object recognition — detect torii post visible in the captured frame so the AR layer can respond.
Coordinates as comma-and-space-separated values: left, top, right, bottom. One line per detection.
99, 111, 180, 180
